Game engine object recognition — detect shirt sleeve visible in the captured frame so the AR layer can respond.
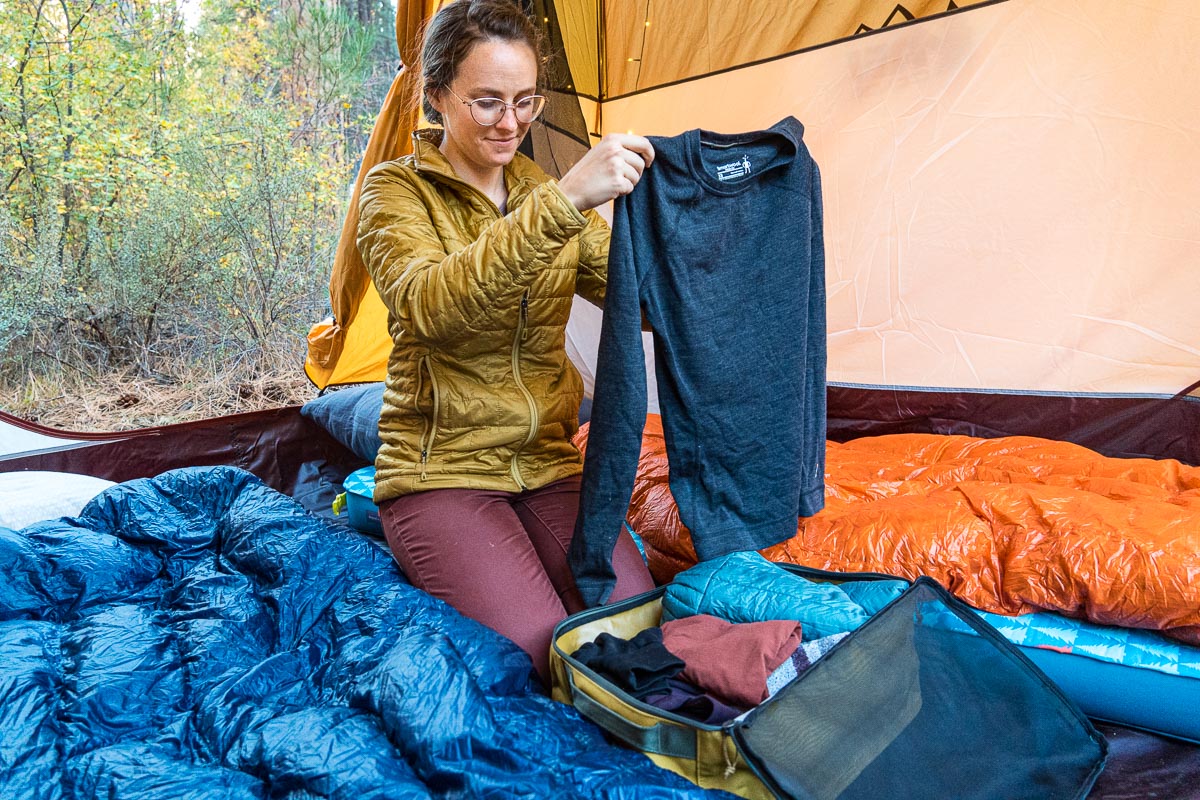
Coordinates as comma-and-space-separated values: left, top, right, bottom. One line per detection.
798, 155, 827, 517
569, 192, 648, 607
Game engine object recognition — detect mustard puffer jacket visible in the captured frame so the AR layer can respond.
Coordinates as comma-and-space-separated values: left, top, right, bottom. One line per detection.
357, 134, 609, 502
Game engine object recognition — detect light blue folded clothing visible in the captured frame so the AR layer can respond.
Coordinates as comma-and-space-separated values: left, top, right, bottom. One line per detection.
839, 578, 908, 615
661, 551, 909, 640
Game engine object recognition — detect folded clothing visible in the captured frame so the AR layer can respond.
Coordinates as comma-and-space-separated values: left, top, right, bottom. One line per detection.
839, 580, 909, 616
765, 632, 849, 697
572, 627, 685, 699
642, 678, 745, 726
662, 551, 907, 639
660, 614, 803, 708
569, 554, 890, 715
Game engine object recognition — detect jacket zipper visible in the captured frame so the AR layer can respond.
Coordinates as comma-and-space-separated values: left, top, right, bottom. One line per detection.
417, 354, 440, 480
510, 290, 538, 490
413, 143, 536, 218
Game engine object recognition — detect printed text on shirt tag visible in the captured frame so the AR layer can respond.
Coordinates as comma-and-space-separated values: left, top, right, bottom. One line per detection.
716, 155, 752, 181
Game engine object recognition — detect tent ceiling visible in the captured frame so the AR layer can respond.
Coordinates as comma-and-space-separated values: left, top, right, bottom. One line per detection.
554, 0, 999, 100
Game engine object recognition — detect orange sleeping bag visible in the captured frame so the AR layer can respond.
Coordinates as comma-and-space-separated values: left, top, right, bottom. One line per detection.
574, 415, 1200, 645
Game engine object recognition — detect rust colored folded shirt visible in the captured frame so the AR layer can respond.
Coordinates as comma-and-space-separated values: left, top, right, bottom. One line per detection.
659, 613, 803, 708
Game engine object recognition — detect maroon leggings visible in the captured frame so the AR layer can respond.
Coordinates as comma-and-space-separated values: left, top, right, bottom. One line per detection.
378, 475, 655, 682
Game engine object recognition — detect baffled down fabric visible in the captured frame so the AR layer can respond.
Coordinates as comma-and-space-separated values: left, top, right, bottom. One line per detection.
661, 551, 906, 639
357, 136, 608, 501
0, 465, 731, 800
576, 418, 1200, 645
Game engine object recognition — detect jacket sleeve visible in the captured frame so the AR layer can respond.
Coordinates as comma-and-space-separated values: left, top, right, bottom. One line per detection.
574, 208, 610, 308
357, 166, 589, 346
569, 192, 647, 607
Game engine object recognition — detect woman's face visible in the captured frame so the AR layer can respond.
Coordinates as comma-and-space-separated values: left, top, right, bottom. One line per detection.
433, 38, 538, 176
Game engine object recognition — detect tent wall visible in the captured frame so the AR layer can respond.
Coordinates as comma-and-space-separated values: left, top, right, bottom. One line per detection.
827, 385, 1200, 465
595, 0, 1200, 397
0, 408, 364, 514
304, 0, 1200, 462
557, 0, 998, 102
304, 0, 440, 389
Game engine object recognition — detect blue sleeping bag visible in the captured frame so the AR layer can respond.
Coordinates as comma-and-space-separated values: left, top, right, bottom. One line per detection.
0, 466, 730, 800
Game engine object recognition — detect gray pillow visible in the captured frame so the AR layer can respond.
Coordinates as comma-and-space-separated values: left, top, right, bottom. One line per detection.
300, 383, 384, 463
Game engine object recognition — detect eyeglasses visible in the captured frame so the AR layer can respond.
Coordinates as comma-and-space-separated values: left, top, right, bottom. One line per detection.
445, 87, 547, 126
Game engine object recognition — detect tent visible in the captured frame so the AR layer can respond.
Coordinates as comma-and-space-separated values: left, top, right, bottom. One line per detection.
4, 0, 1200, 795
14, 0, 1196, 472
304, 0, 1200, 465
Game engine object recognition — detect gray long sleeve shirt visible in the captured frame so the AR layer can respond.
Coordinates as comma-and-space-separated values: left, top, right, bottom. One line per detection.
569, 116, 827, 607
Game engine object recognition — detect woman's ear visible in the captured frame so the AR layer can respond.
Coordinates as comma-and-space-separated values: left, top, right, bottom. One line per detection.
426, 87, 444, 117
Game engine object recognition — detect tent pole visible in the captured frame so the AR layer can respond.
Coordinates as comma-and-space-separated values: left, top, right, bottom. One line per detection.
596, 0, 604, 135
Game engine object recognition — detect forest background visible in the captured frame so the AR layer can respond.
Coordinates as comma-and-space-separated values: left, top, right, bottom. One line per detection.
0, 0, 397, 429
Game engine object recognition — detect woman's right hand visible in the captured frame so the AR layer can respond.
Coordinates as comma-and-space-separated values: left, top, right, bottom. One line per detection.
557, 133, 655, 212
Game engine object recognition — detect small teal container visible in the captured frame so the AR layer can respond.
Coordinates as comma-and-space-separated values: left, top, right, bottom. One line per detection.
342, 466, 382, 536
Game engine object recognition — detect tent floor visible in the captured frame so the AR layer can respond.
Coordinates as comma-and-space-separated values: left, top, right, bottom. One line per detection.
4, 406, 1200, 794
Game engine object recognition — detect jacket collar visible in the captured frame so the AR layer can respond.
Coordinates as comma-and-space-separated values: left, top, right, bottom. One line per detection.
409, 128, 543, 206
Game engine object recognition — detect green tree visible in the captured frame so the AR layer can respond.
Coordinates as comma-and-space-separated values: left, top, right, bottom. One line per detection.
0, 0, 398, 423
1, 0, 192, 371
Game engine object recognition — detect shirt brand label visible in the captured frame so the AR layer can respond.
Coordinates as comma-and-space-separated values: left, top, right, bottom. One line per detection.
716, 155, 752, 181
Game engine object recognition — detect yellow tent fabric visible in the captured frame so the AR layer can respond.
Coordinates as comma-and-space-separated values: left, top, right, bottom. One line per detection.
306, 0, 992, 389
310, 0, 1200, 398
565, 0, 994, 101
304, 0, 442, 388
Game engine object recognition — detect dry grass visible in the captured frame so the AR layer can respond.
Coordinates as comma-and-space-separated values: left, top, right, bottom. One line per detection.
1, 354, 317, 433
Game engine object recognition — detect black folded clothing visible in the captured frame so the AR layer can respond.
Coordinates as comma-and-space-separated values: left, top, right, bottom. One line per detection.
573, 627, 685, 699
642, 678, 746, 725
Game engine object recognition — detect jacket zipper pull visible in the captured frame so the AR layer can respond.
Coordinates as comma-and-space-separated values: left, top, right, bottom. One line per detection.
420, 447, 428, 480
520, 293, 529, 341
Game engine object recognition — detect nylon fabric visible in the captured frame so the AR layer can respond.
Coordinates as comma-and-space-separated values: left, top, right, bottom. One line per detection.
304, 0, 440, 388
594, 0, 998, 99
0, 466, 738, 799
582, 420, 1200, 645
358, 135, 610, 501
661, 552, 906, 640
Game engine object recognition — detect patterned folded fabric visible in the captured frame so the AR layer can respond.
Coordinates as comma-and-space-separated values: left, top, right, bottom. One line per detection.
765, 632, 849, 697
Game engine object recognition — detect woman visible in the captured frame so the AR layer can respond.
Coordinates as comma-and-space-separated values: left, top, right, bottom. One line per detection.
356, 0, 656, 682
